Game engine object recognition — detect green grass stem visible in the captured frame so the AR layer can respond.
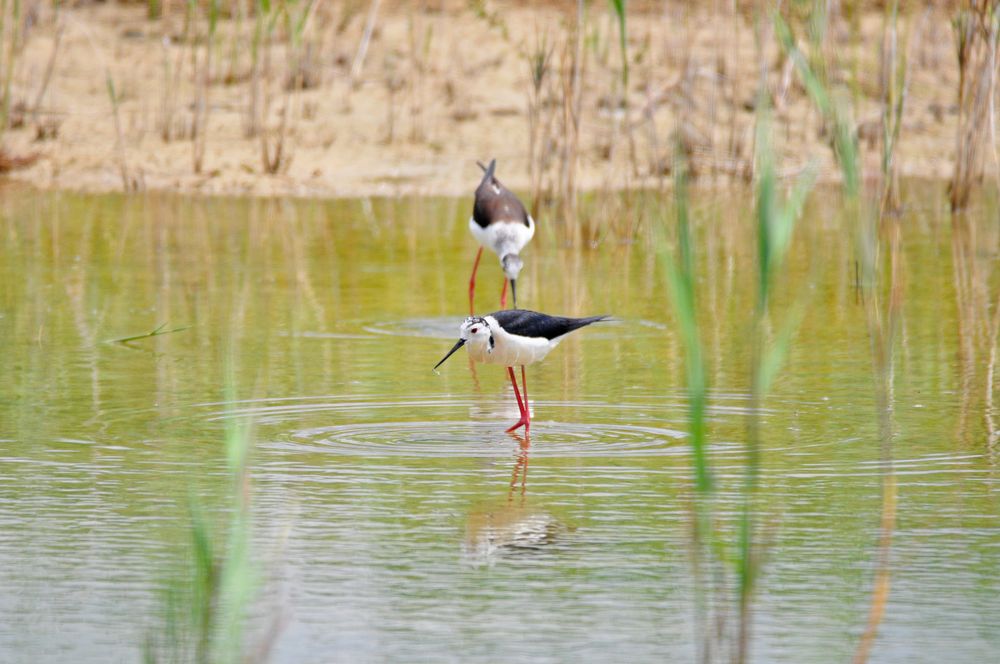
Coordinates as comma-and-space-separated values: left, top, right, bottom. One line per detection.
660, 150, 711, 498
146, 365, 260, 663
659, 141, 715, 663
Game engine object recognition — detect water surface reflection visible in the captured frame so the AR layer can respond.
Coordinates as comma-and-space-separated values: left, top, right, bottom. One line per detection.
0, 188, 998, 662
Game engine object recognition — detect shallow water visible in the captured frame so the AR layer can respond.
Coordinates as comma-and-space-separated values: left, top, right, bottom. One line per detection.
1, 184, 998, 662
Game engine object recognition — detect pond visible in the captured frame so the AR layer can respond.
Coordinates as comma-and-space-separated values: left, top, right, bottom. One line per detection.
0, 183, 998, 662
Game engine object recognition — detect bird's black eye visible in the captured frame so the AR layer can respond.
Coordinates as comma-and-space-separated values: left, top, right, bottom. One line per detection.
471, 327, 479, 334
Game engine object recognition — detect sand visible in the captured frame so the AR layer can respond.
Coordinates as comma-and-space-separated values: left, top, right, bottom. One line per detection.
0, 2, 973, 199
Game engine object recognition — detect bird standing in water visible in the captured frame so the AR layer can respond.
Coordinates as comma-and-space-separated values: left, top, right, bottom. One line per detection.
468, 160, 535, 314
434, 309, 608, 432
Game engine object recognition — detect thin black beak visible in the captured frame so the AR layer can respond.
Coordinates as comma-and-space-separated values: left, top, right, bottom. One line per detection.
433, 339, 466, 371
510, 279, 517, 308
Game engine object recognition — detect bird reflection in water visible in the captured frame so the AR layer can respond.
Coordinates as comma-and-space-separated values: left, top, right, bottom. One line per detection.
463, 433, 570, 562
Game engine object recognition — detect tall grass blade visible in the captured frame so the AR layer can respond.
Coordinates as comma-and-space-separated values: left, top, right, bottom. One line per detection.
737, 102, 817, 664
147, 368, 261, 663
774, 12, 858, 198
662, 155, 710, 497
659, 140, 714, 663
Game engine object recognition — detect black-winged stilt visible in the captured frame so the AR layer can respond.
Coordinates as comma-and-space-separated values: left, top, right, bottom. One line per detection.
468, 159, 535, 314
434, 309, 608, 432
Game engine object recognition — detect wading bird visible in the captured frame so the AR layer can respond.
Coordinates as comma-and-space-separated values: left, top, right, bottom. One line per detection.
434, 309, 608, 432
468, 159, 535, 314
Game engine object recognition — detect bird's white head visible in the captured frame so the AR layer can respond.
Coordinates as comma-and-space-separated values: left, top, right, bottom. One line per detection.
459, 316, 493, 352
501, 254, 523, 306
433, 316, 494, 371
500, 254, 523, 281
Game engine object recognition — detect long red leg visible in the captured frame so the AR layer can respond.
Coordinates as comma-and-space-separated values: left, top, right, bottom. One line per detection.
521, 365, 530, 432
506, 366, 525, 413
499, 278, 508, 309
506, 366, 528, 432
469, 246, 484, 315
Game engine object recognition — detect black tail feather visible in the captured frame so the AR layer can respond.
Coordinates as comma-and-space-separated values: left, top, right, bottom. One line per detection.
477, 158, 497, 185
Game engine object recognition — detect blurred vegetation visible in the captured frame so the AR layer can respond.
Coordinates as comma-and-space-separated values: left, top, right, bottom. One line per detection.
0, 0, 996, 225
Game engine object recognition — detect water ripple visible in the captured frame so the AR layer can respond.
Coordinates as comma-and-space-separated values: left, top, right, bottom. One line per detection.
196, 396, 688, 458
282, 418, 686, 458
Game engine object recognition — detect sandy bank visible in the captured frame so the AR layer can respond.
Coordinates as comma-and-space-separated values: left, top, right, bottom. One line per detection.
0, 2, 973, 199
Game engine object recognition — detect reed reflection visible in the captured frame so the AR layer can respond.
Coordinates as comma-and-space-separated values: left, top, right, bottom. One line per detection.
950, 212, 1000, 457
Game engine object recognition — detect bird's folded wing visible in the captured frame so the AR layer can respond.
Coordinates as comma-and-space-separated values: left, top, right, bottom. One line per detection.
490, 310, 608, 340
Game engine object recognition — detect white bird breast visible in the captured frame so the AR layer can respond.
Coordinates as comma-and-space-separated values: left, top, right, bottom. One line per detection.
466, 318, 559, 367
468, 217, 536, 257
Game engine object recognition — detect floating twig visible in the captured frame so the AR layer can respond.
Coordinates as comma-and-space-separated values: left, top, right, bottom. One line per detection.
106, 322, 192, 344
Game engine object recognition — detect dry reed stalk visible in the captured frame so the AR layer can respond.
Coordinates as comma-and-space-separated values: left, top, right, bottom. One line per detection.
638, 60, 665, 186
73, 13, 140, 190
381, 55, 402, 144
878, 1, 910, 214
106, 71, 140, 192
558, 0, 586, 245
30, 20, 62, 124
255, 6, 279, 171
350, 0, 380, 88
0, 0, 24, 137
261, 96, 290, 174
246, 12, 260, 138
950, 1, 1000, 211
225, 0, 248, 85
725, 0, 742, 164
260, 0, 318, 175
246, 0, 275, 139
160, 3, 192, 142
608, 0, 637, 179
703, 0, 723, 180
525, 29, 553, 215
405, 13, 433, 143
192, 0, 220, 174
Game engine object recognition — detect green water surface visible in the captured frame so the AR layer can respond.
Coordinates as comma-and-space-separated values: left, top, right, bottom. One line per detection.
0, 184, 998, 662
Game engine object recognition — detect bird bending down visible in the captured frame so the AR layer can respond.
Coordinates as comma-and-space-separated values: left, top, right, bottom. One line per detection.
434, 309, 608, 432
468, 159, 535, 314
